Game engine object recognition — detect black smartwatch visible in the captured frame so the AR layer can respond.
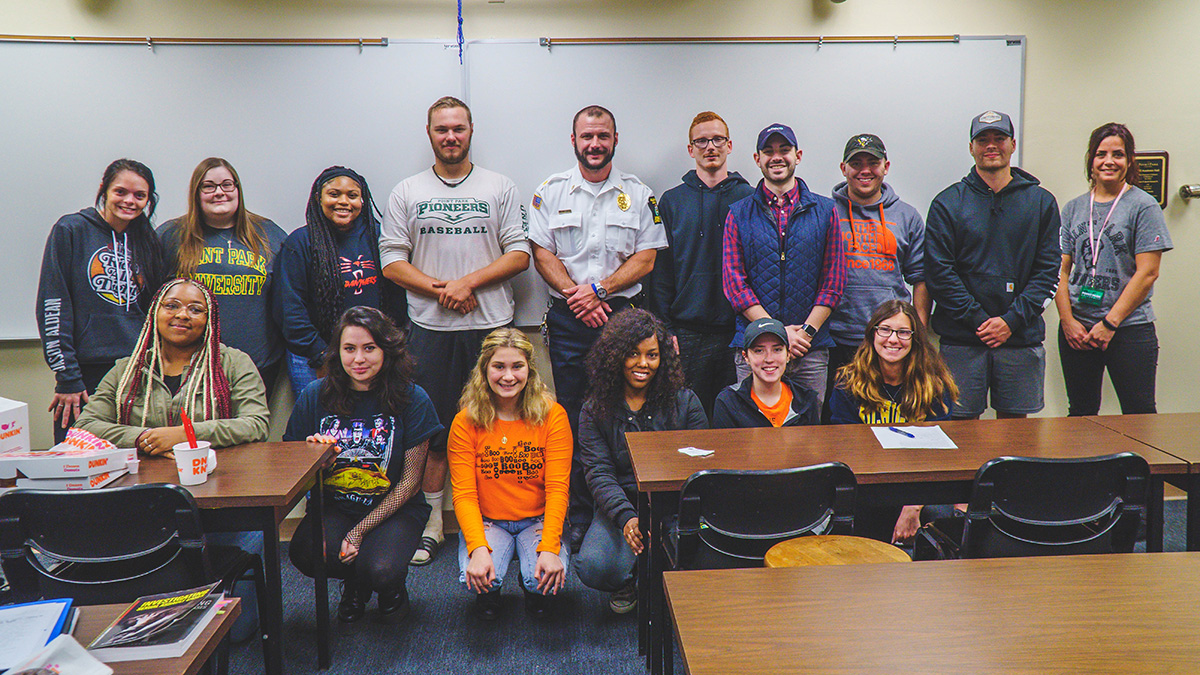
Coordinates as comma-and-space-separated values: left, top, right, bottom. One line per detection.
799, 323, 817, 338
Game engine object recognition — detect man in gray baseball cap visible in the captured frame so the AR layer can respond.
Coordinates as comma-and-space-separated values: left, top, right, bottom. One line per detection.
924, 110, 1060, 420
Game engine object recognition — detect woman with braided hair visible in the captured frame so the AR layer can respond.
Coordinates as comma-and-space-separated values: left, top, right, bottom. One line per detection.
274, 166, 406, 395
73, 277, 270, 452
285, 306, 441, 623
74, 277, 271, 643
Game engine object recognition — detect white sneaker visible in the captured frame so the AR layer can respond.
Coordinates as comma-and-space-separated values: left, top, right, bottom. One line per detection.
608, 581, 637, 614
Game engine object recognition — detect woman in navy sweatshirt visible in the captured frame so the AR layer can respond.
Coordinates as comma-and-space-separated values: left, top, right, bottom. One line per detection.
274, 166, 405, 395
36, 159, 167, 443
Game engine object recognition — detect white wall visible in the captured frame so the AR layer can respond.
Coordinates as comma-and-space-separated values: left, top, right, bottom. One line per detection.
3, 0, 1198, 448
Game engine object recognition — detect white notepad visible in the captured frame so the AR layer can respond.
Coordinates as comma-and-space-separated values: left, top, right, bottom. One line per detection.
871, 425, 958, 449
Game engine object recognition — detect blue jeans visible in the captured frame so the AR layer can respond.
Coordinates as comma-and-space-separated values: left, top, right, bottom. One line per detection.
287, 352, 319, 396
575, 511, 637, 592
457, 516, 570, 595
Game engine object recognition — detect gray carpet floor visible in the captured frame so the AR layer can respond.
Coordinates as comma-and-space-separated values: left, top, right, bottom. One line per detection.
230, 499, 1186, 674
230, 538, 644, 675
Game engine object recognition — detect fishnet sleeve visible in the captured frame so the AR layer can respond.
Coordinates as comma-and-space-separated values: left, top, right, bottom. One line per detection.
345, 439, 430, 548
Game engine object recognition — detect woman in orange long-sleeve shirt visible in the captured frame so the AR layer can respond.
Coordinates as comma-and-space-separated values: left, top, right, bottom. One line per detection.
447, 327, 572, 620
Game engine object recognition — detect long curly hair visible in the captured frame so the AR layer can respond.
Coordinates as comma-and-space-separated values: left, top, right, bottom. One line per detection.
584, 308, 684, 423
319, 306, 414, 417
114, 279, 232, 426
172, 157, 270, 279
835, 300, 957, 422
304, 166, 388, 343
458, 328, 554, 429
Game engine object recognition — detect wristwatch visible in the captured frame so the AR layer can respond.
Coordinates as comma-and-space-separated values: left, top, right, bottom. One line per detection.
592, 283, 609, 301
799, 323, 817, 338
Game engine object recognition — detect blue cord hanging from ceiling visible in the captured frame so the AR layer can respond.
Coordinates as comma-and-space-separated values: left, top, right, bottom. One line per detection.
457, 0, 465, 64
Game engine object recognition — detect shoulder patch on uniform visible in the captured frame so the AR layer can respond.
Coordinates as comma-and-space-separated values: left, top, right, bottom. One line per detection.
648, 195, 662, 224
532, 194, 542, 210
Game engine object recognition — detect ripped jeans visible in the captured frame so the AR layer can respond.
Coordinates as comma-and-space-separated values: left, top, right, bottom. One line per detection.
457, 516, 570, 596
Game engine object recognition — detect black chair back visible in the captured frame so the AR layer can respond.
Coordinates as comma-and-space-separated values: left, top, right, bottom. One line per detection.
674, 462, 856, 569
961, 452, 1149, 559
0, 483, 214, 605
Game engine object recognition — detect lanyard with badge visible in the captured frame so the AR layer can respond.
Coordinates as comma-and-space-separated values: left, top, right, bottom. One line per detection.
1078, 183, 1128, 306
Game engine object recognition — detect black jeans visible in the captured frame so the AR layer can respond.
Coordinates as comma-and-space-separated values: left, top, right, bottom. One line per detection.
822, 343, 860, 424
674, 327, 736, 421
289, 498, 431, 592
545, 296, 636, 544
1058, 322, 1158, 416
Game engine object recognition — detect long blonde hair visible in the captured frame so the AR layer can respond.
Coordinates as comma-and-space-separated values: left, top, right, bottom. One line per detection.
458, 328, 553, 428
836, 300, 958, 422
174, 158, 269, 279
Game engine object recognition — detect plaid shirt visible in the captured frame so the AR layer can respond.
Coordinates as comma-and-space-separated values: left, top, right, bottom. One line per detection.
722, 181, 846, 316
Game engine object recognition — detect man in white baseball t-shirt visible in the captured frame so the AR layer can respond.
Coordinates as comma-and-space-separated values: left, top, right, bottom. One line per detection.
381, 96, 530, 565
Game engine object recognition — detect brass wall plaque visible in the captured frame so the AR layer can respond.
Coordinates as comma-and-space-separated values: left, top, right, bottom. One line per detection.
1135, 152, 1169, 209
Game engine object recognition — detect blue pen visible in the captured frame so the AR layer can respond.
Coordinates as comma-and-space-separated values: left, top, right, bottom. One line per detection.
888, 426, 916, 439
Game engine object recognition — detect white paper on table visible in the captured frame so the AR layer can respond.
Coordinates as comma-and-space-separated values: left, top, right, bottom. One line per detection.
871, 425, 958, 449
677, 446, 714, 458
11, 634, 113, 675
0, 599, 73, 670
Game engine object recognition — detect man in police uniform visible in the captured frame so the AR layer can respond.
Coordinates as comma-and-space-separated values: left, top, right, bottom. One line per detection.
528, 104, 667, 547
381, 96, 530, 565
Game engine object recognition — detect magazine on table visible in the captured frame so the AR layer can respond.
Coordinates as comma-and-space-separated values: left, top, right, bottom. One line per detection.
86, 582, 223, 662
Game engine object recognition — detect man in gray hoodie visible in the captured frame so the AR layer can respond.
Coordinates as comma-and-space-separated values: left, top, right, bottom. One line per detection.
824, 134, 929, 420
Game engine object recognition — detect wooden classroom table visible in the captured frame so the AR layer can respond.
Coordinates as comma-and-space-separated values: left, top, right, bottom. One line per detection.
111, 441, 335, 675
1087, 412, 1200, 550
664, 552, 1200, 674
74, 598, 241, 675
626, 417, 1189, 674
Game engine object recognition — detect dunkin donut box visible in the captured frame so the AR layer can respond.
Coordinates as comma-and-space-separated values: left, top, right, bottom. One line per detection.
0, 397, 30, 454
0, 427, 129, 481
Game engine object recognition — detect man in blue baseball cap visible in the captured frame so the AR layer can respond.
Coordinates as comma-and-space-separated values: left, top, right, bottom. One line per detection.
720, 122, 846, 405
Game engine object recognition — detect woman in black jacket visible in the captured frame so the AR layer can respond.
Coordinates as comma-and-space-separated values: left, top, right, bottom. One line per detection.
711, 317, 821, 428
575, 308, 707, 614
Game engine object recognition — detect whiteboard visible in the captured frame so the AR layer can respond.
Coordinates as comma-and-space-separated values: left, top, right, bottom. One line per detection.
0, 40, 461, 339
0, 36, 1023, 338
467, 37, 1025, 326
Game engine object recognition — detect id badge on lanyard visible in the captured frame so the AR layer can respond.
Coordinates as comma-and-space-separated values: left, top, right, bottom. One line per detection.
1079, 184, 1128, 308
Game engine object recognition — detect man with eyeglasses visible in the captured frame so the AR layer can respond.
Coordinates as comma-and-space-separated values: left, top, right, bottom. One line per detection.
822, 133, 930, 422
528, 104, 667, 552
925, 110, 1060, 419
647, 111, 754, 417
721, 123, 845, 404
380, 95, 531, 567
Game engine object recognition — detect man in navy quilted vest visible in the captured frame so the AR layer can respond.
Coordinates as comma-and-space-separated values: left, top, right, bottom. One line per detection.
721, 123, 847, 405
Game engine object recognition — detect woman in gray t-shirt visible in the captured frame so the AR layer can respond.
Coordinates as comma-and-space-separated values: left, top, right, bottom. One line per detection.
1054, 123, 1172, 415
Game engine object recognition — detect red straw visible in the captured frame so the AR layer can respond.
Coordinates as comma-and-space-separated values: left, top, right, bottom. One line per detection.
181, 410, 198, 448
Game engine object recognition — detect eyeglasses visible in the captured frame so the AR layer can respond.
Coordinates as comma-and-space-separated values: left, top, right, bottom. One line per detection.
160, 300, 208, 317
690, 136, 729, 149
874, 326, 914, 341
199, 180, 238, 194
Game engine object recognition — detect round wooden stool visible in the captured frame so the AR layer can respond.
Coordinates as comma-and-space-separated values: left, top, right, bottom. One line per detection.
764, 535, 912, 568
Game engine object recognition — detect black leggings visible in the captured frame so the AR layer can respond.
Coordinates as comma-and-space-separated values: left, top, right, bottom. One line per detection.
289, 498, 430, 593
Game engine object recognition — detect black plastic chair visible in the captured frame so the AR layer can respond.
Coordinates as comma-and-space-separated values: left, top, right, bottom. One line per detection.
916, 453, 1149, 560
664, 462, 857, 570
655, 463, 856, 675
0, 483, 268, 672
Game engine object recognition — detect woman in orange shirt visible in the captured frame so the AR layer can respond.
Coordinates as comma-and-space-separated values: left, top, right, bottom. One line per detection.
447, 327, 572, 620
